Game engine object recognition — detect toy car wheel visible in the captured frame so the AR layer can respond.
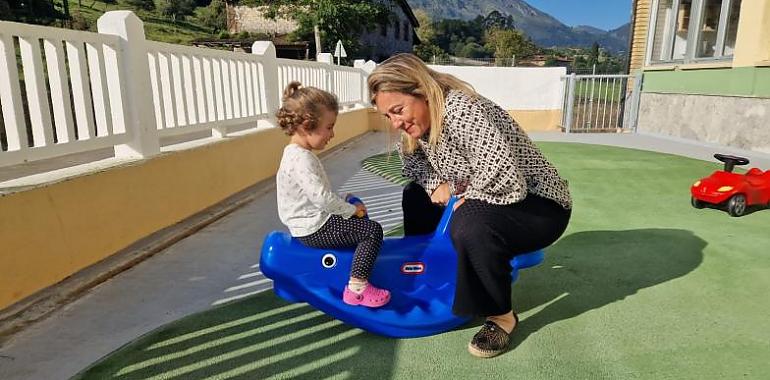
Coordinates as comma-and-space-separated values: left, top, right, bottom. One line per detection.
691, 196, 705, 209
727, 194, 747, 217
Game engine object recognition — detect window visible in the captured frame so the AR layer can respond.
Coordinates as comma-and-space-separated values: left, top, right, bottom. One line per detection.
722, 0, 741, 56
647, 0, 742, 64
696, 0, 722, 57
380, 22, 388, 37
671, 0, 692, 60
395, 20, 401, 40
403, 22, 409, 41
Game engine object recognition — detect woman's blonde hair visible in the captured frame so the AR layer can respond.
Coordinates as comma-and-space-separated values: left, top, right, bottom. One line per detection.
276, 81, 338, 135
367, 53, 476, 152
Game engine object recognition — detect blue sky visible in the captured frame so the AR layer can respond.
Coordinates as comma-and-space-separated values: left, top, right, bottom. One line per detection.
525, 0, 632, 31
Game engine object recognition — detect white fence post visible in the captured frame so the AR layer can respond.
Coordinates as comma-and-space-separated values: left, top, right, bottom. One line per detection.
98, 11, 160, 158
0, 34, 28, 156
563, 73, 576, 133
623, 72, 644, 132
252, 41, 280, 130
353, 59, 368, 107
317, 52, 334, 95
355, 59, 376, 107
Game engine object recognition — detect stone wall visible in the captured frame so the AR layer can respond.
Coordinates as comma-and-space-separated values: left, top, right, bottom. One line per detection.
226, 2, 415, 61
227, 5, 298, 35
637, 92, 770, 153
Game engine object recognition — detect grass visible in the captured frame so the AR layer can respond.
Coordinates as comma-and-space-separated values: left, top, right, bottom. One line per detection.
574, 80, 625, 102
64, 1, 216, 45
74, 142, 770, 379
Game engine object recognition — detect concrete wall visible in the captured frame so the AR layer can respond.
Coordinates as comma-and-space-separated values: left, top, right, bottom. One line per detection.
637, 92, 770, 153
0, 109, 371, 311
429, 65, 566, 131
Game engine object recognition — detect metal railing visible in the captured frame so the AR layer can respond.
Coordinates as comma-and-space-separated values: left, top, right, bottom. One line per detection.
430, 56, 517, 67
561, 73, 642, 133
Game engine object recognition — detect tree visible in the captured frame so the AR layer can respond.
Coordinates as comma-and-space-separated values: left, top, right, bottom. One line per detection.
0, 0, 12, 20
480, 10, 515, 31
432, 18, 484, 54
159, 0, 196, 21
0, 0, 62, 24
198, 0, 227, 32
70, 10, 90, 30
589, 42, 600, 65
125, 0, 155, 11
256, 0, 391, 59
413, 9, 436, 44
413, 43, 449, 63
457, 41, 487, 58
484, 29, 537, 64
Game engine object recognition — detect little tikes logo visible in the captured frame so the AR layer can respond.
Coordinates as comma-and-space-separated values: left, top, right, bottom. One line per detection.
401, 262, 425, 275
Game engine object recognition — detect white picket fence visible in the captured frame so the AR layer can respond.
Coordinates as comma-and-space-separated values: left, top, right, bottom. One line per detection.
0, 11, 370, 168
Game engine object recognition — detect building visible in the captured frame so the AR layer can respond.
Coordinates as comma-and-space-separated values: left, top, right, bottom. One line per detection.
225, 0, 419, 62
627, 0, 770, 153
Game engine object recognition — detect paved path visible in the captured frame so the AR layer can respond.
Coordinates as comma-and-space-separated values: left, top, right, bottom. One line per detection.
530, 132, 770, 169
0, 132, 397, 380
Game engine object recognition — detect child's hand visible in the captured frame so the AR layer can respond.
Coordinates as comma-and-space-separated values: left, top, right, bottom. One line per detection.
355, 203, 367, 218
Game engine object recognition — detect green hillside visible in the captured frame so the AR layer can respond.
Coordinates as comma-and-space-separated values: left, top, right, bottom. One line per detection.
58, 1, 217, 45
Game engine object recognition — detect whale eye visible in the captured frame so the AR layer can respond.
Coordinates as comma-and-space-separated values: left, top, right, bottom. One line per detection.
321, 253, 337, 268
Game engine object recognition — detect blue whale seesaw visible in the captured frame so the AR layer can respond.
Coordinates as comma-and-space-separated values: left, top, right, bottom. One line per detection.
259, 197, 545, 338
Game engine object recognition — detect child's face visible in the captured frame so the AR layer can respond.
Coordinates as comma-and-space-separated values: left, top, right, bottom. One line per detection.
302, 108, 337, 150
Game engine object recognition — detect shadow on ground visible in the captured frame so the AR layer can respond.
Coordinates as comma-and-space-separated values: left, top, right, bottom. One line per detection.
75, 228, 706, 378
75, 295, 396, 379
695, 202, 770, 217
509, 228, 706, 349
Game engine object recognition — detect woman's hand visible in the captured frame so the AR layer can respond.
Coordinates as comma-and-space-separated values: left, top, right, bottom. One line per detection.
430, 182, 451, 205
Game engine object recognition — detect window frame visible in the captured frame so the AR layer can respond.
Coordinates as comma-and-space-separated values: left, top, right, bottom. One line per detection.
646, 0, 740, 66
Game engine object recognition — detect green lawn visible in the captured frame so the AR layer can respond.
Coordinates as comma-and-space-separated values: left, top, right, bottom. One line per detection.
63, 1, 216, 45
575, 80, 625, 102
74, 142, 770, 379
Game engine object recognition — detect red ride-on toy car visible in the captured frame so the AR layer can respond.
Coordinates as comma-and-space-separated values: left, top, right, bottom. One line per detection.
691, 154, 770, 217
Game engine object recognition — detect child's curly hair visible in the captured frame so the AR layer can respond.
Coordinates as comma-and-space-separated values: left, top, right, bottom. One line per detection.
276, 81, 339, 135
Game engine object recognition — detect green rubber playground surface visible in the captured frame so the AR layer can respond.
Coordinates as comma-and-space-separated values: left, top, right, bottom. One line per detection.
75, 142, 770, 379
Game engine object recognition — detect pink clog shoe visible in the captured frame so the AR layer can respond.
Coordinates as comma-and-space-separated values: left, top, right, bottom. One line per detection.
343, 284, 391, 308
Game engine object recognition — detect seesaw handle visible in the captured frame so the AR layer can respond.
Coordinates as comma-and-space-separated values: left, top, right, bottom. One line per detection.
433, 196, 458, 238
346, 196, 368, 218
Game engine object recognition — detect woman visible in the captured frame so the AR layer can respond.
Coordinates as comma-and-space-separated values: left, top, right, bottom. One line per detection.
368, 54, 572, 358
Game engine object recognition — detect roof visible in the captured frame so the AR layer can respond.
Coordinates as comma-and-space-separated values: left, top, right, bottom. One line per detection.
396, 0, 419, 27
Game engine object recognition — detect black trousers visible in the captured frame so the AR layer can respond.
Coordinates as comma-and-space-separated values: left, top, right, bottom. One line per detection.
402, 182, 571, 317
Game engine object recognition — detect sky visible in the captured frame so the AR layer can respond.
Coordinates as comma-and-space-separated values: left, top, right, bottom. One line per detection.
525, 0, 632, 31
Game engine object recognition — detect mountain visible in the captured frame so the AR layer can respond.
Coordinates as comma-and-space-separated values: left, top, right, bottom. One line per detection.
406, 0, 630, 53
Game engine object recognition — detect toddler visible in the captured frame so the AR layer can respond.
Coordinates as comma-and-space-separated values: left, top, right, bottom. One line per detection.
275, 81, 390, 308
